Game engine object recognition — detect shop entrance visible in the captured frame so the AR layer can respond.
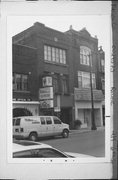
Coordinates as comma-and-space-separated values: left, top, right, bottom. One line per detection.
13, 108, 33, 117
60, 108, 72, 126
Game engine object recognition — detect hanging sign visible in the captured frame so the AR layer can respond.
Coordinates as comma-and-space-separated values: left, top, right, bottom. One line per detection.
40, 100, 54, 108
39, 87, 53, 100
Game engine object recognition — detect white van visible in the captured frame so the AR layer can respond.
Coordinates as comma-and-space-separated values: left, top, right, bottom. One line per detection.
13, 116, 69, 141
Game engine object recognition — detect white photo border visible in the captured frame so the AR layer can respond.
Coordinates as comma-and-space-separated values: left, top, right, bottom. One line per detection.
0, 1, 113, 179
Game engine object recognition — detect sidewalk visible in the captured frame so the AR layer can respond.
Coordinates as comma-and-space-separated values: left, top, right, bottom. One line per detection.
70, 126, 105, 135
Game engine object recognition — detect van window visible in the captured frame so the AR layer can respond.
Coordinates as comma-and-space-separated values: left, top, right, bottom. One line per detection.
40, 117, 45, 125
13, 118, 16, 126
46, 117, 52, 125
15, 118, 21, 126
54, 117, 61, 124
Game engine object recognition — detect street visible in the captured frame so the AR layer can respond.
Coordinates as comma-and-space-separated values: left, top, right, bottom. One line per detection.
38, 130, 105, 157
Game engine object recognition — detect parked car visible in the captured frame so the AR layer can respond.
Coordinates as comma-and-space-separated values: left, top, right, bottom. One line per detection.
13, 140, 94, 158
13, 116, 69, 141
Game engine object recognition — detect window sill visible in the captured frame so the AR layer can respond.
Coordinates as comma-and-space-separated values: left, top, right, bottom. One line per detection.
44, 60, 68, 67
13, 90, 30, 93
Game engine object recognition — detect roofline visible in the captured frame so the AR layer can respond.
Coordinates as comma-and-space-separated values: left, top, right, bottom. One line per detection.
13, 43, 37, 50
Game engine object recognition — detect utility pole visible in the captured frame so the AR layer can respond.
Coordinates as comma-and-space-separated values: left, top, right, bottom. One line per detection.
89, 53, 97, 130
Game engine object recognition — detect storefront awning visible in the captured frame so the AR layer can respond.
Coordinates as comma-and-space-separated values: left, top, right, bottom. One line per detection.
74, 88, 104, 102
13, 101, 40, 104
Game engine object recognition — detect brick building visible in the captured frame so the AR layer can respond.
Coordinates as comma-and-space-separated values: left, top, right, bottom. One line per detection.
13, 44, 40, 117
65, 26, 104, 128
12, 22, 104, 129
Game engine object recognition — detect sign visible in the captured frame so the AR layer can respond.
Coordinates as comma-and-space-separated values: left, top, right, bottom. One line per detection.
39, 87, 53, 100
40, 100, 54, 108
13, 98, 32, 101
42, 76, 52, 87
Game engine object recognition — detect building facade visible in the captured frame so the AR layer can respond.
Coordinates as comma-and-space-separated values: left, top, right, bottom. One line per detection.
13, 44, 40, 117
65, 27, 104, 128
12, 22, 104, 129
97, 46, 105, 125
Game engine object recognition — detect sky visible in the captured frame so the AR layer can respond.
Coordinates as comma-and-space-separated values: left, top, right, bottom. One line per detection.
10, 14, 111, 54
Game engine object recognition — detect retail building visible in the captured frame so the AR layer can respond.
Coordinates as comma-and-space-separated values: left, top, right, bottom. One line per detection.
12, 22, 104, 129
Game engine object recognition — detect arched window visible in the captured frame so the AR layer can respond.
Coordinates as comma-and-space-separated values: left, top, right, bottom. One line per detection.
80, 46, 91, 66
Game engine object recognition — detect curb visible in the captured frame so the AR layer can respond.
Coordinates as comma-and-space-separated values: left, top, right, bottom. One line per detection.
70, 127, 105, 135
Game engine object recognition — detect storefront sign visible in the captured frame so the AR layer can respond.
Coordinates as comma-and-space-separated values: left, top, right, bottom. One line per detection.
40, 100, 54, 108
39, 87, 53, 100
42, 76, 52, 87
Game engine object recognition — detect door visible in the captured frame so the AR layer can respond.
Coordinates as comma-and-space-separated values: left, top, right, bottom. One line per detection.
53, 116, 63, 135
39, 117, 48, 137
45, 117, 54, 136
13, 117, 21, 136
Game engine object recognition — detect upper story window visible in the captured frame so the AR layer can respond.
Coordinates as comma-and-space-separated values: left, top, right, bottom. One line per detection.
80, 46, 91, 66
101, 59, 105, 72
44, 45, 66, 64
13, 73, 29, 92
78, 71, 96, 89
52, 73, 69, 94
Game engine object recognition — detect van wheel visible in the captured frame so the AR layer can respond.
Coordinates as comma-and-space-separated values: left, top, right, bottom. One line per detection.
62, 129, 69, 138
29, 132, 37, 141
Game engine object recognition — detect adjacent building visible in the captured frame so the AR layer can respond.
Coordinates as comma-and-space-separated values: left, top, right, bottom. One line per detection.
65, 26, 104, 128
12, 22, 105, 129
13, 44, 40, 117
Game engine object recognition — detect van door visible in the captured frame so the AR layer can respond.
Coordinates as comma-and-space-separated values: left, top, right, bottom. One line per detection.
13, 117, 21, 135
40, 117, 47, 137
53, 116, 63, 135
45, 117, 53, 136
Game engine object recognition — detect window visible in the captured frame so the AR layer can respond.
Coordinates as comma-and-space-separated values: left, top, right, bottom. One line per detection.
78, 71, 96, 89
46, 117, 52, 124
54, 117, 61, 124
56, 48, 59, 63
40, 117, 46, 125
52, 47, 56, 62
44, 45, 51, 61
44, 45, 66, 64
101, 59, 105, 72
13, 118, 16, 126
61, 76, 69, 94
13, 73, 29, 91
80, 46, 91, 66
22, 75, 28, 91
14, 118, 21, 126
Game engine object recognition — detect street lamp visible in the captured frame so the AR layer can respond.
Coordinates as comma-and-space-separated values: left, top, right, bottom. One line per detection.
89, 53, 97, 130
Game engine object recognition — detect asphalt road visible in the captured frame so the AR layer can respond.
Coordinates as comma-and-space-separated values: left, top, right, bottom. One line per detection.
38, 130, 105, 157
